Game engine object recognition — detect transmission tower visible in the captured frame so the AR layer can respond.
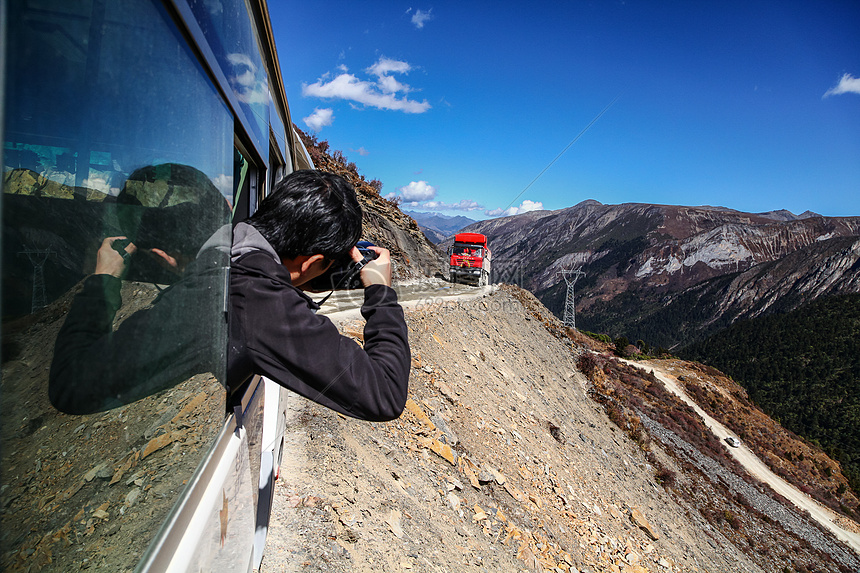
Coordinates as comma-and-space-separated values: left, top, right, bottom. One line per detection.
557, 267, 585, 329
19, 248, 53, 313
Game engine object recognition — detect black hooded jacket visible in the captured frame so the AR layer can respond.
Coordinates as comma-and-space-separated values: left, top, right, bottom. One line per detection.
227, 223, 409, 421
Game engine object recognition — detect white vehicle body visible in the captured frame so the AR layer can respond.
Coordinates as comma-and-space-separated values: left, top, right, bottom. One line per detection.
1, 1, 312, 570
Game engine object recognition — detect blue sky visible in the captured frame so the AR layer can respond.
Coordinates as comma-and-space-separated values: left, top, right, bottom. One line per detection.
269, 1, 859, 220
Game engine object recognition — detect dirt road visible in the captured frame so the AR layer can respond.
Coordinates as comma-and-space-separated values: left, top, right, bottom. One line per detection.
624, 358, 860, 556
318, 279, 496, 321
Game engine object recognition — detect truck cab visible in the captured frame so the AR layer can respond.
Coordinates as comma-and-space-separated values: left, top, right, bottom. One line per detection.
448, 233, 491, 286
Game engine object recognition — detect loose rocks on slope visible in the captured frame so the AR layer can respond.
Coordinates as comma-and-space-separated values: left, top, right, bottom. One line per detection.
262, 286, 776, 573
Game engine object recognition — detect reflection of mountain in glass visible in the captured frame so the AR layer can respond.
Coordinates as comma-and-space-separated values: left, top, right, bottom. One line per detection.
3, 170, 133, 319
4, 167, 110, 201
0, 282, 225, 571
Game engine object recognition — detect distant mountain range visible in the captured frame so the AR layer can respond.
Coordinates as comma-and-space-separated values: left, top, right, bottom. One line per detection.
404, 211, 476, 244
447, 201, 860, 348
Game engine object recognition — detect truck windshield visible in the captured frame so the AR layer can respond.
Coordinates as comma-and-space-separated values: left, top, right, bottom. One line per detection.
453, 247, 482, 256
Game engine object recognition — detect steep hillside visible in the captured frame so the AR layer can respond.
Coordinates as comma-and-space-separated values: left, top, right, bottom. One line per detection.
448, 201, 860, 347
261, 285, 860, 573
294, 128, 445, 278
681, 293, 860, 499
581, 235, 860, 346
417, 225, 447, 244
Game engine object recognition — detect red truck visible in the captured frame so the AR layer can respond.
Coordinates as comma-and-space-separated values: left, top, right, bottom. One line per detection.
448, 232, 491, 286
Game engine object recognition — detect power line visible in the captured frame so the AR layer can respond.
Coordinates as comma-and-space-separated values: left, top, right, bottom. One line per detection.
502, 94, 622, 213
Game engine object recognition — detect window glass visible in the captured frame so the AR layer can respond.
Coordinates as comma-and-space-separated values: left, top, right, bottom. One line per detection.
269, 89, 287, 164
1, 1, 232, 570
453, 246, 483, 257
188, 0, 270, 154
269, 143, 286, 199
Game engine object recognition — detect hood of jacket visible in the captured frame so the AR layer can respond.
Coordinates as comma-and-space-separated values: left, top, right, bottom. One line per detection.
231, 222, 280, 265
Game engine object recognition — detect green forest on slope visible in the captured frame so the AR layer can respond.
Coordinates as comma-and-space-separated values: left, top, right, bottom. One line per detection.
681, 294, 860, 497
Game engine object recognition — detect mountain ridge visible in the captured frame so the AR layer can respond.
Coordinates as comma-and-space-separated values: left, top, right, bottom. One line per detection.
447, 201, 860, 347
403, 210, 477, 244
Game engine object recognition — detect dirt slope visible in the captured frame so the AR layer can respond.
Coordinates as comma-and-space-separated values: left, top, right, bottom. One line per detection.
260, 285, 859, 573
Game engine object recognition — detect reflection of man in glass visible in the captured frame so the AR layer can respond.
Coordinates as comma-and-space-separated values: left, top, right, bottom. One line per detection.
49, 164, 231, 414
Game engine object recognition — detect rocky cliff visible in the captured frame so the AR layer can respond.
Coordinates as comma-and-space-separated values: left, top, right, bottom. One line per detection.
448, 202, 860, 346
294, 128, 445, 279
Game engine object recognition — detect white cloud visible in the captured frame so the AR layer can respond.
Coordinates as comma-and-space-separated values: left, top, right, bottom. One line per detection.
226, 53, 269, 105
303, 108, 334, 132
485, 199, 544, 217
205, 0, 224, 16
411, 8, 433, 28
81, 175, 111, 195
824, 73, 860, 97
353, 147, 370, 156
302, 57, 430, 113
377, 74, 410, 94
398, 180, 437, 202
367, 58, 412, 78
227, 53, 255, 70
518, 199, 544, 212
211, 173, 233, 199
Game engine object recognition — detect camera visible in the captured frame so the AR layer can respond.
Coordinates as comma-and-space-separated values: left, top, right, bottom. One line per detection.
110, 237, 182, 285
306, 241, 378, 291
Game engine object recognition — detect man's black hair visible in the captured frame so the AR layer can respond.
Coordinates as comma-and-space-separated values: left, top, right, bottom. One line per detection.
246, 170, 362, 260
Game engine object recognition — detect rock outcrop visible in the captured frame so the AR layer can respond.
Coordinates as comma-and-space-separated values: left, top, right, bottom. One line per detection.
294, 128, 446, 280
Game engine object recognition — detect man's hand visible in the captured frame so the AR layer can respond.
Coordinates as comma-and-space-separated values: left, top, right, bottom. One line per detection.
95, 237, 136, 278
352, 246, 391, 288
